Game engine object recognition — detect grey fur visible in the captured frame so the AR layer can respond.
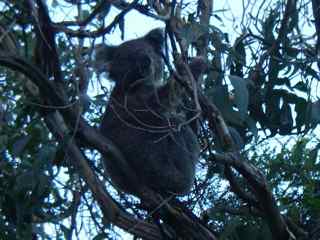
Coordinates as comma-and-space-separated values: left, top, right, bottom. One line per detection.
99, 29, 200, 196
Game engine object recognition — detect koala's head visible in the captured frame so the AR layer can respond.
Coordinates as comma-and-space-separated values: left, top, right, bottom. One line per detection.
95, 28, 164, 90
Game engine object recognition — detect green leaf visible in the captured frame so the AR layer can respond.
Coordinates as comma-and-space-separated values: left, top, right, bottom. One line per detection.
51, 0, 58, 8
93, 233, 109, 240
179, 23, 208, 47
229, 75, 249, 120
12, 135, 31, 157
310, 100, 320, 124
37, 145, 56, 167
15, 171, 34, 192
279, 103, 293, 135
286, 47, 300, 58
305, 66, 319, 80
262, 5, 280, 43
308, 145, 320, 167
80, 10, 90, 21
207, 85, 244, 126
207, 163, 224, 178
234, 35, 246, 66
293, 81, 309, 92
294, 99, 308, 131
0, 134, 8, 150
245, 116, 258, 139
60, 224, 71, 239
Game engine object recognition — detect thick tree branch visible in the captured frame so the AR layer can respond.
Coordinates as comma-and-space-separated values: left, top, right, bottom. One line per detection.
214, 152, 290, 240
224, 166, 259, 208
27, 0, 63, 85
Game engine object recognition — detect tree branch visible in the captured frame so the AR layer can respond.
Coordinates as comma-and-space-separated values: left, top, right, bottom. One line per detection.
52, 0, 139, 38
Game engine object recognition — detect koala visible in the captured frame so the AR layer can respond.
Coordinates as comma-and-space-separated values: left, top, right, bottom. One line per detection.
98, 29, 201, 196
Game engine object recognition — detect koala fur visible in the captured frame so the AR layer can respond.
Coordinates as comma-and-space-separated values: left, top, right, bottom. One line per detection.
98, 29, 200, 196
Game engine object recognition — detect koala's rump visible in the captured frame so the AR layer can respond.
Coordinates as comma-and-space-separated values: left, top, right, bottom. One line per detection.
100, 103, 199, 195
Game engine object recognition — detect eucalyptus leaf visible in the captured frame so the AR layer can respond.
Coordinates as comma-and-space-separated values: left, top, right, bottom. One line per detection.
93, 233, 109, 240
229, 75, 249, 120
293, 81, 309, 92
207, 85, 244, 126
279, 102, 293, 135
246, 116, 258, 139
51, 0, 58, 8
310, 100, 320, 124
12, 135, 31, 157
179, 23, 208, 47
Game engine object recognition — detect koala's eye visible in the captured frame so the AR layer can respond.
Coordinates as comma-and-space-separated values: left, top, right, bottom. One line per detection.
137, 54, 151, 69
134, 54, 153, 78
141, 57, 151, 69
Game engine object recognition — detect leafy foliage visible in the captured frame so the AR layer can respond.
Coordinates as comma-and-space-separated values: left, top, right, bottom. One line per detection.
0, 0, 319, 239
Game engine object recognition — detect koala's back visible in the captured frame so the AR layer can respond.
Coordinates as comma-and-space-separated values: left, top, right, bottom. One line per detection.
100, 89, 199, 195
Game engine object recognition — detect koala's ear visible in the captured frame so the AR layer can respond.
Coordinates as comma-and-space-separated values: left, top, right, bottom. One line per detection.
93, 44, 117, 73
95, 44, 117, 62
144, 28, 164, 50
